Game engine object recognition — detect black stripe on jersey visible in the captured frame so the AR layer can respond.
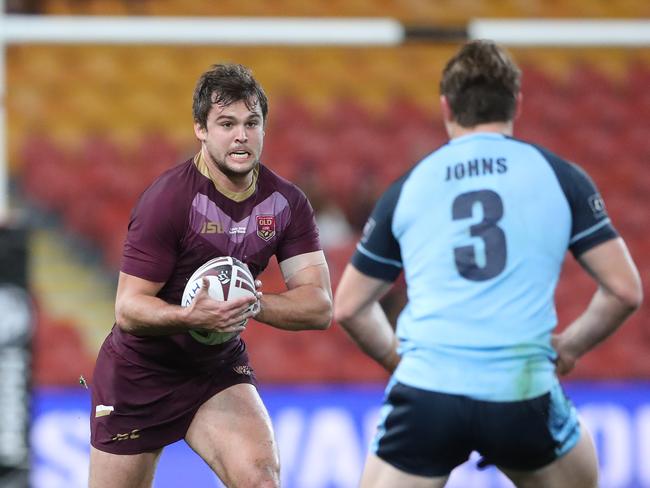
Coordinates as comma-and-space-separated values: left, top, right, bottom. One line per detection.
531, 143, 618, 257
350, 172, 410, 282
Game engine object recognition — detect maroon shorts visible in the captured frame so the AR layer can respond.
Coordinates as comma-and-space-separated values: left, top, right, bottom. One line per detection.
90, 333, 257, 455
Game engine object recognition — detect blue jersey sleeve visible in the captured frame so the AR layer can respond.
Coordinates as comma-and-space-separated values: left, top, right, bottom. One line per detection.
534, 145, 619, 257
350, 176, 406, 282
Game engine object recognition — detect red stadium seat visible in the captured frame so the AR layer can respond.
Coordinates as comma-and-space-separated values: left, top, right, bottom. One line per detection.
32, 311, 96, 386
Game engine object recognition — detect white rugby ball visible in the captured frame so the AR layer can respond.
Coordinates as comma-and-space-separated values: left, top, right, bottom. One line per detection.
181, 256, 258, 345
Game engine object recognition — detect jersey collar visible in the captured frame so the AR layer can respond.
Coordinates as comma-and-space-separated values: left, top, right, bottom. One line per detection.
448, 132, 507, 145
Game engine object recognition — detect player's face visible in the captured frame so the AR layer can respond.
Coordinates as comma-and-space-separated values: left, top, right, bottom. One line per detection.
195, 99, 264, 179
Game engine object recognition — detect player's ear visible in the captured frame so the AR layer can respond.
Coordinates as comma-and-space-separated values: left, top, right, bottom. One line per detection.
514, 92, 523, 120
440, 95, 453, 123
194, 121, 207, 142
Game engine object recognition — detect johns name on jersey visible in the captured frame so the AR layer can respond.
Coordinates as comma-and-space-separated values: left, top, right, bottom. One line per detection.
445, 157, 507, 181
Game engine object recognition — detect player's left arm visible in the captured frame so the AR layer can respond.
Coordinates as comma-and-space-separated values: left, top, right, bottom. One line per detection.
255, 250, 332, 330
334, 265, 399, 373
547, 158, 643, 374
553, 237, 643, 374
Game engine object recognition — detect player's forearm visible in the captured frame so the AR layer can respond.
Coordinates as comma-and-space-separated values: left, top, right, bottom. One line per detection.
337, 302, 400, 373
560, 286, 641, 358
256, 285, 332, 331
115, 294, 191, 336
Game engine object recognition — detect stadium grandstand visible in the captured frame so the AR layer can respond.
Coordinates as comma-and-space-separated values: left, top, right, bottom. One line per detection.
1, 0, 648, 487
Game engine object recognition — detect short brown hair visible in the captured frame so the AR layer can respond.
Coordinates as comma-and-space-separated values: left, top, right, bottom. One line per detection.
440, 40, 521, 127
192, 63, 268, 129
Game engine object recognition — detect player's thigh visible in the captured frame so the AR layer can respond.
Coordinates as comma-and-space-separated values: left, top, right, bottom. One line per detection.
185, 383, 279, 487
89, 445, 162, 488
360, 453, 448, 488
500, 420, 598, 488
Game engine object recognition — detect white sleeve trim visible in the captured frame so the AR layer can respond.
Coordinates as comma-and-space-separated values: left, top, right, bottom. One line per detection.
569, 218, 611, 245
356, 243, 403, 268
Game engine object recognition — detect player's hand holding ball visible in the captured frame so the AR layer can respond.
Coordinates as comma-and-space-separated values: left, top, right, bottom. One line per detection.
182, 257, 261, 345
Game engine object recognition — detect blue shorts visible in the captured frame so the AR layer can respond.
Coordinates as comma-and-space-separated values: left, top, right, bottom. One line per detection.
372, 380, 581, 477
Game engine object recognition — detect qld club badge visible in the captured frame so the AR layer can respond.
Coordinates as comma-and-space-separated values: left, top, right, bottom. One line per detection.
256, 215, 276, 241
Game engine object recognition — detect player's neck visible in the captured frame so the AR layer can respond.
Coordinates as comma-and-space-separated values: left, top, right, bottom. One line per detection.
209, 167, 252, 194
200, 148, 254, 194
446, 120, 514, 140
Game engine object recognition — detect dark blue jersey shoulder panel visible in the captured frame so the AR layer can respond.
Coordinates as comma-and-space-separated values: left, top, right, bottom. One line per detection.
350, 171, 411, 282
528, 142, 618, 257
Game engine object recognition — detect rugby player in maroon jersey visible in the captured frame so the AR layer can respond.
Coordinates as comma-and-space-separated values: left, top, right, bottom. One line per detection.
89, 63, 332, 488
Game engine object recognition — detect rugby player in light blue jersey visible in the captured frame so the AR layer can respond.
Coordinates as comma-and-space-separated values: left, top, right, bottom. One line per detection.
334, 40, 642, 488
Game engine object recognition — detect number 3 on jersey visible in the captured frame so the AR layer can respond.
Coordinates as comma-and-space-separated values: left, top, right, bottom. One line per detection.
452, 190, 507, 281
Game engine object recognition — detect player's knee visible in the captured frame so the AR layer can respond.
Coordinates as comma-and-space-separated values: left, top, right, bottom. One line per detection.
252, 458, 280, 488
225, 457, 279, 488
250, 470, 280, 488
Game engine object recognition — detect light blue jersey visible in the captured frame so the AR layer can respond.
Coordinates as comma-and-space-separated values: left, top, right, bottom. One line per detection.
352, 133, 617, 401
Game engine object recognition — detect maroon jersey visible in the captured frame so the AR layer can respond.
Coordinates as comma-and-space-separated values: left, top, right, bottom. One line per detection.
110, 157, 321, 371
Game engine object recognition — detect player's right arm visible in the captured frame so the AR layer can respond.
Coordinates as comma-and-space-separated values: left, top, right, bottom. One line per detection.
553, 238, 642, 375
115, 272, 258, 336
334, 266, 400, 372
334, 176, 407, 373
